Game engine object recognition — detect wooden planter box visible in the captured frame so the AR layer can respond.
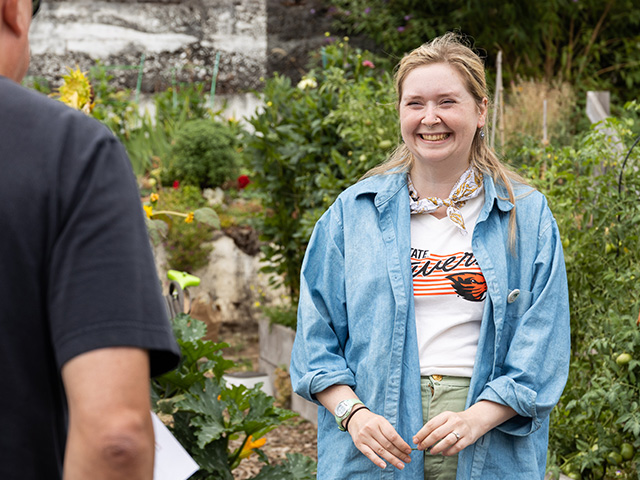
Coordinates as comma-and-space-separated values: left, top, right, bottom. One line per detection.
258, 318, 318, 424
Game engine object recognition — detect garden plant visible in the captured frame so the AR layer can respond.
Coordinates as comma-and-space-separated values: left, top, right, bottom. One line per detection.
152, 313, 317, 480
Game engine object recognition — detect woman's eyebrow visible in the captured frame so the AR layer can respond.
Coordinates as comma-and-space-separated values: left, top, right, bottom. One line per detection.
402, 91, 462, 101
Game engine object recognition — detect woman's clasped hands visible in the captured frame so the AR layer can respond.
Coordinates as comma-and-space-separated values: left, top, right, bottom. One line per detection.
349, 402, 511, 470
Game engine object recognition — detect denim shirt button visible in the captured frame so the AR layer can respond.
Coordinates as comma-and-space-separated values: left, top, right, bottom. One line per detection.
507, 289, 521, 303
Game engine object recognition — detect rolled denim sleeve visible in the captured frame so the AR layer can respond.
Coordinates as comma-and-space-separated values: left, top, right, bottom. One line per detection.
476, 209, 570, 436
290, 201, 356, 404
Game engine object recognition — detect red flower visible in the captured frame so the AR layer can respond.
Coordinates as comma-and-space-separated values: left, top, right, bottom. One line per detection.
173, 180, 180, 189
237, 175, 250, 189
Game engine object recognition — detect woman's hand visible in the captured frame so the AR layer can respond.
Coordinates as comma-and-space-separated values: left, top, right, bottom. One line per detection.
412, 400, 517, 456
347, 407, 413, 470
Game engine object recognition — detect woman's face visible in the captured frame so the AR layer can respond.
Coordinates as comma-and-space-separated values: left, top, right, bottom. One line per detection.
399, 63, 487, 175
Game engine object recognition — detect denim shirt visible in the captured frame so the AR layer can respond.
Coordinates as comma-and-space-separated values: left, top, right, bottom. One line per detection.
290, 172, 570, 480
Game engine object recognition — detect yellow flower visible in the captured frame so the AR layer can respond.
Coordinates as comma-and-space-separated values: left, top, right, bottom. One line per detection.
239, 436, 266, 460
254, 301, 261, 308
143, 205, 153, 219
149, 193, 159, 203
53, 67, 95, 114
185, 212, 194, 223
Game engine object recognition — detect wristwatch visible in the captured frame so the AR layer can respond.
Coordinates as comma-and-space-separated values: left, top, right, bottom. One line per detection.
334, 399, 364, 431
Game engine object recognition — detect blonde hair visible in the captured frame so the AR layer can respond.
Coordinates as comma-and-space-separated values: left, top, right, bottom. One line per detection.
363, 32, 526, 249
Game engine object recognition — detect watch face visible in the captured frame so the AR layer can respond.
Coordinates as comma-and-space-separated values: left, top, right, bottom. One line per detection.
335, 401, 350, 417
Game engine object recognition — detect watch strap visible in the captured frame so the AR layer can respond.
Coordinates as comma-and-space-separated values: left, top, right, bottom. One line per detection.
334, 399, 364, 431
344, 405, 369, 433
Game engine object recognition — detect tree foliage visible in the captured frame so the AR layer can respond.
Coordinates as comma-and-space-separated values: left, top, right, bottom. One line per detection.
245, 39, 397, 298
329, 0, 640, 102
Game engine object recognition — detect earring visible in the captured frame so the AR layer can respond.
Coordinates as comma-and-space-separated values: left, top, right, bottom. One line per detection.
479, 128, 485, 140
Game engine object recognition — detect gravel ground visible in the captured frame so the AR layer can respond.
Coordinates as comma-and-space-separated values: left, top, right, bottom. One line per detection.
232, 418, 318, 479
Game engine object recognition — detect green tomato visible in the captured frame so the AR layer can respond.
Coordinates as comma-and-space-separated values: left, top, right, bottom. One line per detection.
566, 473, 581, 480
620, 443, 635, 460
378, 140, 393, 150
616, 353, 632, 366
590, 465, 604, 478
607, 451, 623, 465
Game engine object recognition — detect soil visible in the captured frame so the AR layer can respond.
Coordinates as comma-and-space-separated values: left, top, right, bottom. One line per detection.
218, 320, 318, 479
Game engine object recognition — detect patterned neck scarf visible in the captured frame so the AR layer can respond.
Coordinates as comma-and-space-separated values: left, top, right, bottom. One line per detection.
408, 167, 484, 235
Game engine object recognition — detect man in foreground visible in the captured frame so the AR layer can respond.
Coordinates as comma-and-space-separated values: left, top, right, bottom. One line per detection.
0, 0, 180, 478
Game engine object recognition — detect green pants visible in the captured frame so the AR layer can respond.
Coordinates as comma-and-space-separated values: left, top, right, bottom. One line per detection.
420, 375, 470, 480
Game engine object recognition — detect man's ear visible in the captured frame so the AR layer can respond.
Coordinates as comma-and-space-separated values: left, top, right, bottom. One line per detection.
2, 0, 26, 37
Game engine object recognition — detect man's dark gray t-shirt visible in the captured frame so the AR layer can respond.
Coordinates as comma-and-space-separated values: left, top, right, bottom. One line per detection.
0, 76, 179, 479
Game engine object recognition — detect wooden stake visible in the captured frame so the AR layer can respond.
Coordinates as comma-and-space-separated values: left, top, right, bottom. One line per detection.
491, 51, 503, 150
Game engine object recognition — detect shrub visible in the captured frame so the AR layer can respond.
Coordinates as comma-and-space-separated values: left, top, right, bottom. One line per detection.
164, 119, 240, 189
513, 106, 640, 479
245, 38, 397, 298
501, 79, 579, 151
154, 186, 216, 272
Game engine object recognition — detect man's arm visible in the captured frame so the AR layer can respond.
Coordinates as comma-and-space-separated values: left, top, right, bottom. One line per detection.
61, 347, 155, 480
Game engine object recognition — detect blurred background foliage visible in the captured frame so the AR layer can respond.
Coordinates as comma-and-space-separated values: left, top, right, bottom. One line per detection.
328, 0, 640, 105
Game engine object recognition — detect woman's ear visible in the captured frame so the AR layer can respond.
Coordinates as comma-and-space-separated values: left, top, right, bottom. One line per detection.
477, 97, 489, 129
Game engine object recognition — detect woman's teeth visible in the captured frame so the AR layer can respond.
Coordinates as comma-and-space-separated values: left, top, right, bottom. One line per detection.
419, 133, 450, 141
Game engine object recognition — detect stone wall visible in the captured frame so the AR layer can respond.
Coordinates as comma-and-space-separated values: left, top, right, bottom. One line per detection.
28, 0, 267, 94
27, 0, 334, 95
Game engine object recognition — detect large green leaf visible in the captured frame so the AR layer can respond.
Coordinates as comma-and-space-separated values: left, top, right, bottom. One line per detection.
253, 453, 317, 480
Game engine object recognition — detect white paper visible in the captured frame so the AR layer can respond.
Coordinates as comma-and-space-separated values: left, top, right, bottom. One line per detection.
152, 412, 200, 480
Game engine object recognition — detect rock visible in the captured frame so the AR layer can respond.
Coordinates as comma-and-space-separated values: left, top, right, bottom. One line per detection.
154, 232, 287, 328
202, 187, 225, 206
188, 293, 221, 342
223, 224, 261, 256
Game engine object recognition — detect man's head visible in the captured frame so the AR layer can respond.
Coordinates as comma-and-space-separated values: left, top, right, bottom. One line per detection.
0, 0, 36, 82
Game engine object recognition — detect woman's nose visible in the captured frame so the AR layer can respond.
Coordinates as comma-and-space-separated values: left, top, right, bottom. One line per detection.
420, 108, 441, 127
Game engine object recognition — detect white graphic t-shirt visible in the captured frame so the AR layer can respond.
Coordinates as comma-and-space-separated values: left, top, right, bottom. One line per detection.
411, 192, 486, 377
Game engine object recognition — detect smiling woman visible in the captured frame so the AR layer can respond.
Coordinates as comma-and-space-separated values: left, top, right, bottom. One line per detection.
290, 32, 571, 480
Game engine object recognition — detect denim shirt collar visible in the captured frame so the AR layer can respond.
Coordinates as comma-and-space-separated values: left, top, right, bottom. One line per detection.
354, 170, 515, 214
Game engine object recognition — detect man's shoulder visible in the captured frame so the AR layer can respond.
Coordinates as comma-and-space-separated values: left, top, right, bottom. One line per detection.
0, 76, 111, 141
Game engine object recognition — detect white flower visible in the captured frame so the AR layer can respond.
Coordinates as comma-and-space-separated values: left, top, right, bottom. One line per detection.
297, 77, 318, 90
